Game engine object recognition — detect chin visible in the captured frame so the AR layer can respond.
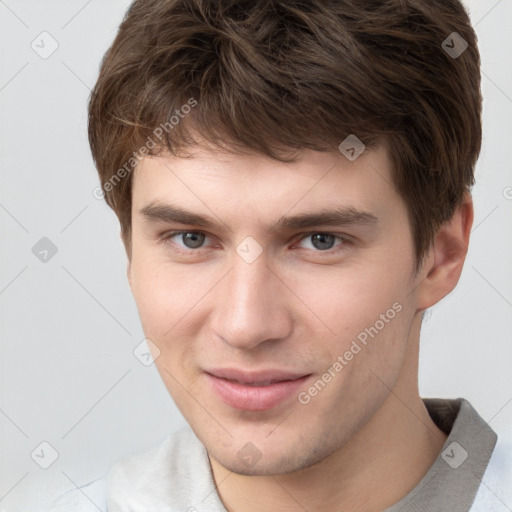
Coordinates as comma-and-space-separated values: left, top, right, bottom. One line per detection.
206, 435, 337, 477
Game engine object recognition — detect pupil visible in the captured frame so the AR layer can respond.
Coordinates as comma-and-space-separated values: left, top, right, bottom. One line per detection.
183, 232, 204, 248
312, 233, 334, 250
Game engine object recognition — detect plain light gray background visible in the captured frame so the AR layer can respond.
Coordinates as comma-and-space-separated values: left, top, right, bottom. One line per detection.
1, 1, 511, 510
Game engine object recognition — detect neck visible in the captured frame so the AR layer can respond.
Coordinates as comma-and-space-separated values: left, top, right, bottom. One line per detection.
209, 313, 448, 512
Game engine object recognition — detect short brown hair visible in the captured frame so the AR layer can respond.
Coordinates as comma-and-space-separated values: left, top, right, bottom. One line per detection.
88, 0, 481, 265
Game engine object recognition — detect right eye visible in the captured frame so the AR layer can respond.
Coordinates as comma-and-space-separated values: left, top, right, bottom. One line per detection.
160, 231, 210, 252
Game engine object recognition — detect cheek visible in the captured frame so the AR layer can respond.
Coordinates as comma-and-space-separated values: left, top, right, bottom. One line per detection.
290, 262, 407, 339
130, 256, 204, 338
130, 263, 201, 387
130, 267, 171, 337
288, 261, 412, 399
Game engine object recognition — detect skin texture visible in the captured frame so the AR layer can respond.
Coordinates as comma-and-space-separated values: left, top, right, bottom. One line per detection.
127, 142, 473, 511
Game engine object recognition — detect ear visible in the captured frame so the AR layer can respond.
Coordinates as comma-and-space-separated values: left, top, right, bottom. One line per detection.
415, 193, 473, 310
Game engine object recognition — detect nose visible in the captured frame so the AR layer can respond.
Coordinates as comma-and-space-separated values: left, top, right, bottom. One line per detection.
210, 248, 293, 350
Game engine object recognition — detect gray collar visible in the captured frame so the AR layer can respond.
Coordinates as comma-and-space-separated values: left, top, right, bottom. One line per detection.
384, 398, 497, 512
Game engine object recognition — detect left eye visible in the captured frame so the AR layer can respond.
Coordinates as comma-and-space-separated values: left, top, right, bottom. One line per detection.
296, 233, 345, 251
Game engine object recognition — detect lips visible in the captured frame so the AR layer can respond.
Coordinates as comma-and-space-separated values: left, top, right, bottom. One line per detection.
205, 368, 311, 411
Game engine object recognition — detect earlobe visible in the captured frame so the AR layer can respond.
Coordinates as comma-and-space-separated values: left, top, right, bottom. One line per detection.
416, 194, 474, 310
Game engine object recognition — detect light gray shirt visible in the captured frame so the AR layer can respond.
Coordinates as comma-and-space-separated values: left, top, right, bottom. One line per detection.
48, 398, 512, 511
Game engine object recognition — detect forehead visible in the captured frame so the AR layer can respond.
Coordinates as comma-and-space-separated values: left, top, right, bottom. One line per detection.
131, 145, 401, 231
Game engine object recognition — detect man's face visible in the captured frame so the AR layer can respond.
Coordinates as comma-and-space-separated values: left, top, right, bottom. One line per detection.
128, 144, 421, 475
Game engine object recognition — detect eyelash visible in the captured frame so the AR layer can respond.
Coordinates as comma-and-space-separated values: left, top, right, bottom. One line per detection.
159, 230, 352, 256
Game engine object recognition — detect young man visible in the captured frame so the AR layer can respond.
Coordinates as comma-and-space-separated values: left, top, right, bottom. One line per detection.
49, 0, 511, 510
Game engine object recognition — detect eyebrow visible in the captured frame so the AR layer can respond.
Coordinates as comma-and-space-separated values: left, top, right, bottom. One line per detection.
139, 202, 378, 233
